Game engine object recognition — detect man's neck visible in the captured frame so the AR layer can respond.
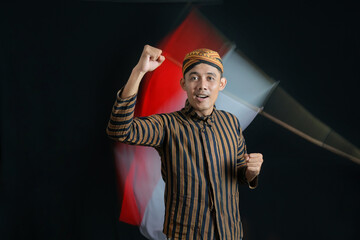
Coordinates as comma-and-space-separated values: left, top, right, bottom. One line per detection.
194, 108, 214, 118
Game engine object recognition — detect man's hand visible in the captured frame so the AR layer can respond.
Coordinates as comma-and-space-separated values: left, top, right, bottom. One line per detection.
121, 45, 165, 98
245, 153, 263, 182
134, 45, 165, 74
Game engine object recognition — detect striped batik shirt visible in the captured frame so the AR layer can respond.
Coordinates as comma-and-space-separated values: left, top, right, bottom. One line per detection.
107, 90, 258, 240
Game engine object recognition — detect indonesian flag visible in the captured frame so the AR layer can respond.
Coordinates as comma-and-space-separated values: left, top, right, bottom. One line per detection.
113, 9, 276, 239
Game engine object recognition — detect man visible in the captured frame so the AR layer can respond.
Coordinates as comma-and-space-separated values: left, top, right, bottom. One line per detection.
107, 45, 263, 239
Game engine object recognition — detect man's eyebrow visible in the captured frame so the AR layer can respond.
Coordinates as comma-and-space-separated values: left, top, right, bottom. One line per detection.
188, 71, 199, 75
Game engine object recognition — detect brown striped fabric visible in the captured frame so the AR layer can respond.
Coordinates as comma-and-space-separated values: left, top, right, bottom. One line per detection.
107, 90, 258, 240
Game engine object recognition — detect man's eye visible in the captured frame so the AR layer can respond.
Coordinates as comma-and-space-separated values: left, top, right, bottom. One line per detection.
208, 77, 214, 81
190, 76, 198, 81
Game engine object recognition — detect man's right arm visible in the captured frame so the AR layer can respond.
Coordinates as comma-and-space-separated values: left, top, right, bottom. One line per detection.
106, 45, 165, 146
121, 45, 165, 98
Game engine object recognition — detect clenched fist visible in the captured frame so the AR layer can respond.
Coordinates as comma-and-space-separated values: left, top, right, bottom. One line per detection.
245, 153, 263, 182
135, 45, 165, 74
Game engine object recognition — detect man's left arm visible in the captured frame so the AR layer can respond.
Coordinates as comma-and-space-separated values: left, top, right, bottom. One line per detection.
237, 127, 264, 189
244, 153, 263, 189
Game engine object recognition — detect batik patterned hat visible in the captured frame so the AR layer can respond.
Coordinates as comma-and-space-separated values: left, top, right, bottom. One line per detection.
182, 48, 223, 76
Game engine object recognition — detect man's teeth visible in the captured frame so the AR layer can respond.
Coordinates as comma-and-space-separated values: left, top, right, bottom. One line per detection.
197, 95, 208, 98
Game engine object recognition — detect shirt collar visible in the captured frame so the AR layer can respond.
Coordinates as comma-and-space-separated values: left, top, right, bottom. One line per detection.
182, 100, 215, 125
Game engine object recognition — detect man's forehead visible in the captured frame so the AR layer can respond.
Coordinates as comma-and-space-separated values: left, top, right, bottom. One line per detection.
188, 71, 218, 76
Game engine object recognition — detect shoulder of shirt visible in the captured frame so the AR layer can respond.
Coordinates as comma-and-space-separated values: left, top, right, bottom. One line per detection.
151, 111, 191, 127
215, 109, 239, 120
215, 109, 241, 128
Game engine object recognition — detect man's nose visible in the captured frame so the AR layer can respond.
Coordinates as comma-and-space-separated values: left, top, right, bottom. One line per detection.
197, 77, 208, 90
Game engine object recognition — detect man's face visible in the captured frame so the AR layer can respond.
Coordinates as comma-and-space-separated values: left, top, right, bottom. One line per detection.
180, 63, 227, 117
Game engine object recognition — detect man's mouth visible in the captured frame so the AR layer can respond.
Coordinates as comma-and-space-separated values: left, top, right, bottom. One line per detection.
196, 94, 209, 99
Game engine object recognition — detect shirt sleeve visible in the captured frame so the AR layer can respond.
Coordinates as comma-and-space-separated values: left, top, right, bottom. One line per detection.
106, 88, 164, 147
236, 124, 258, 189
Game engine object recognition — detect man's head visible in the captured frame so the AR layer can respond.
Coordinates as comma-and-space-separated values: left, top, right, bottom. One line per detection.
180, 48, 227, 117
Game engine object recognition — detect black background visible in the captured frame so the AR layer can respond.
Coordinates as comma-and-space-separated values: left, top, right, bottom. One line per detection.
1, 0, 359, 239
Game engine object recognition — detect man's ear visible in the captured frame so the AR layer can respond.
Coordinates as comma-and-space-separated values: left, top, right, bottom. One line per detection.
180, 77, 186, 90
219, 77, 227, 90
